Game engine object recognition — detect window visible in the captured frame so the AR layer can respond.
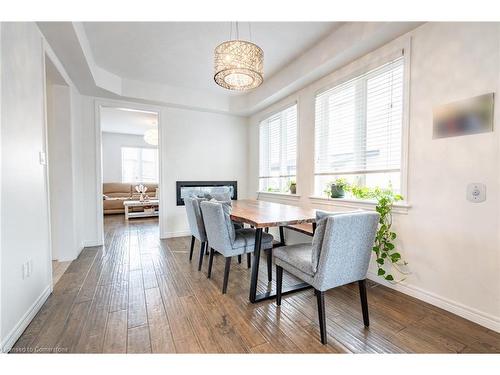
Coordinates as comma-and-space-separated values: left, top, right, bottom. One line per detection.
121, 147, 158, 183
259, 104, 297, 193
314, 57, 404, 197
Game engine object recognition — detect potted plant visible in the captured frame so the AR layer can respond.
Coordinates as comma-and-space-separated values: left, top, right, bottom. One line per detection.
288, 180, 297, 194
329, 178, 347, 198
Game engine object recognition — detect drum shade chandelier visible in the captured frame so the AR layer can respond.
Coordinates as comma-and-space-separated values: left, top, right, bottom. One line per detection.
214, 22, 264, 91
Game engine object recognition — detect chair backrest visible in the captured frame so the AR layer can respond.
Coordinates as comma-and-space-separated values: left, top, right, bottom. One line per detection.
210, 191, 232, 201
200, 201, 235, 255
311, 210, 362, 272
313, 211, 379, 290
184, 197, 207, 242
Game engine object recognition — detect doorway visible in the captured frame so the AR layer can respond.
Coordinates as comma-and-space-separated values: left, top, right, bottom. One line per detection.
96, 104, 162, 243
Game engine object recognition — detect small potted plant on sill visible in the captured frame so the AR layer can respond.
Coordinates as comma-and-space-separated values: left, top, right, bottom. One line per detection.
328, 178, 348, 198
288, 180, 297, 195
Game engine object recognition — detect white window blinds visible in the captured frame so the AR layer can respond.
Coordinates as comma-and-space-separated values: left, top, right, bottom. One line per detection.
259, 104, 297, 193
314, 57, 404, 194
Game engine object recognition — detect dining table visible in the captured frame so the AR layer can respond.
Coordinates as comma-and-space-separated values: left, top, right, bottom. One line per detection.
230, 199, 317, 303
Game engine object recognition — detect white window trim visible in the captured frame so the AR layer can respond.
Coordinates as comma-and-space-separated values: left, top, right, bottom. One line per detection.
256, 191, 301, 201
312, 39, 412, 206
309, 195, 411, 215
258, 102, 299, 195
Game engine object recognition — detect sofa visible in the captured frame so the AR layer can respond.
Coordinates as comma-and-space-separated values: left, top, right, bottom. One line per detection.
103, 183, 158, 214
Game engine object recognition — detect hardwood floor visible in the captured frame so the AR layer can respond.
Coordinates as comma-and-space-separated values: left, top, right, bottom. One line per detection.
11, 214, 500, 353
52, 260, 71, 286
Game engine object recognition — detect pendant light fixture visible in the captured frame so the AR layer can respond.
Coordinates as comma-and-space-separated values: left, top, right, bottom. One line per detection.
144, 128, 158, 146
214, 22, 264, 91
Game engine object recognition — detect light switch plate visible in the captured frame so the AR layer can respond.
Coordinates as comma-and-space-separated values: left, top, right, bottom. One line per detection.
467, 183, 486, 203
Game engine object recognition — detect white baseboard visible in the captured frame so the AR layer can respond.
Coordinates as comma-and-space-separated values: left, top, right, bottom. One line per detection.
1, 284, 52, 353
161, 230, 191, 239
82, 240, 101, 248
367, 272, 500, 333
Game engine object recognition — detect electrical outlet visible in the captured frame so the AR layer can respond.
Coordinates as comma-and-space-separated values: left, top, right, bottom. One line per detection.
467, 183, 486, 203
27, 259, 33, 277
22, 260, 33, 279
39, 151, 47, 165
22, 263, 28, 279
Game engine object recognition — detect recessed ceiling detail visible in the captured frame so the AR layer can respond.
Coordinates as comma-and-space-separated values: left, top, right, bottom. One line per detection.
82, 22, 338, 94
38, 22, 422, 115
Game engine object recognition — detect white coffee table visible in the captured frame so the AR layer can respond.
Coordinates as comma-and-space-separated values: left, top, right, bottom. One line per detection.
123, 199, 159, 220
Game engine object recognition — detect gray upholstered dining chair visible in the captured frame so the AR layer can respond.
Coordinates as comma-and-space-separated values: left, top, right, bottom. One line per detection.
184, 196, 209, 271
209, 191, 232, 201
200, 200, 274, 294
274, 211, 379, 344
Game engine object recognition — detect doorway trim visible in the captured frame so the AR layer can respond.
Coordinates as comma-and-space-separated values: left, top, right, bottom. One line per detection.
94, 98, 165, 245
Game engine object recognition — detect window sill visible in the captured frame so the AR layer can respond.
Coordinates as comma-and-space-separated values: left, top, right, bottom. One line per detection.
257, 191, 301, 201
309, 196, 411, 215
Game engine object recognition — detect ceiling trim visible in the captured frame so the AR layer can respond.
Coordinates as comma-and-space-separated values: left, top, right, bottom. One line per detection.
39, 21, 423, 116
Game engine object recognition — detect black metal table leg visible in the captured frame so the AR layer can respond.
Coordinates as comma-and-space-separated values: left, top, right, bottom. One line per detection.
249, 226, 312, 304
249, 228, 263, 303
279, 226, 285, 246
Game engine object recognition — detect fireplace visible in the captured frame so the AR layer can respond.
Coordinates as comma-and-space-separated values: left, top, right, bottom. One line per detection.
176, 181, 237, 206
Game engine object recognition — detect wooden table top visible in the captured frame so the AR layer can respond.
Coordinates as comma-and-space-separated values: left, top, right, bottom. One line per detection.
230, 199, 317, 228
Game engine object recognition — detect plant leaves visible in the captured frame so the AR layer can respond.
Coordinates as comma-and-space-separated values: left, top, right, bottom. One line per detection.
385, 274, 394, 281
390, 253, 401, 262
377, 268, 386, 276
376, 258, 385, 265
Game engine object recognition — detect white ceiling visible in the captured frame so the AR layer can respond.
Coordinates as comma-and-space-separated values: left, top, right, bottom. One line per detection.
82, 22, 340, 94
38, 22, 421, 115
100, 107, 158, 135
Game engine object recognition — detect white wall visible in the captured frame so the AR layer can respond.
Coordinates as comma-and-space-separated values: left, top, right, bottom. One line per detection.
1, 22, 53, 351
247, 22, 500, 332
159, 106, 248, 238
102, 132, 157, 183
79, 98, 249, 246
0, 22, 90, 352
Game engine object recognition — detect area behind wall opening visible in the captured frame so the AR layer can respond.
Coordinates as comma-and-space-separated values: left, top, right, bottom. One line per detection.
97, 104, 161, 242
44, 55, 73, 286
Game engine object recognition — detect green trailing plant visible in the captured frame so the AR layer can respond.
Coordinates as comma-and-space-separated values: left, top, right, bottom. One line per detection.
344, 184, 408, 282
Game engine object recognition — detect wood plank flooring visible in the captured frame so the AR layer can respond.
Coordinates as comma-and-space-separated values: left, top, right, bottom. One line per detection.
11, 214, 500, 353
52, 260, 71, 287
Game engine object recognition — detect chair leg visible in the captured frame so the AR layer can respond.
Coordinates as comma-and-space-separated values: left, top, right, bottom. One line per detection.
358, 279, 370, 327
205, 245, 209, 255
238, 255, 242, 264
316, 290, 327, 345
207, 248, 215, 279
266, 249, 272, 282
198, 241, 206, 271
246, 253, 251, 269
222, 257, 231, 294
189, 236, 195, 261
276, 265, 283, 306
